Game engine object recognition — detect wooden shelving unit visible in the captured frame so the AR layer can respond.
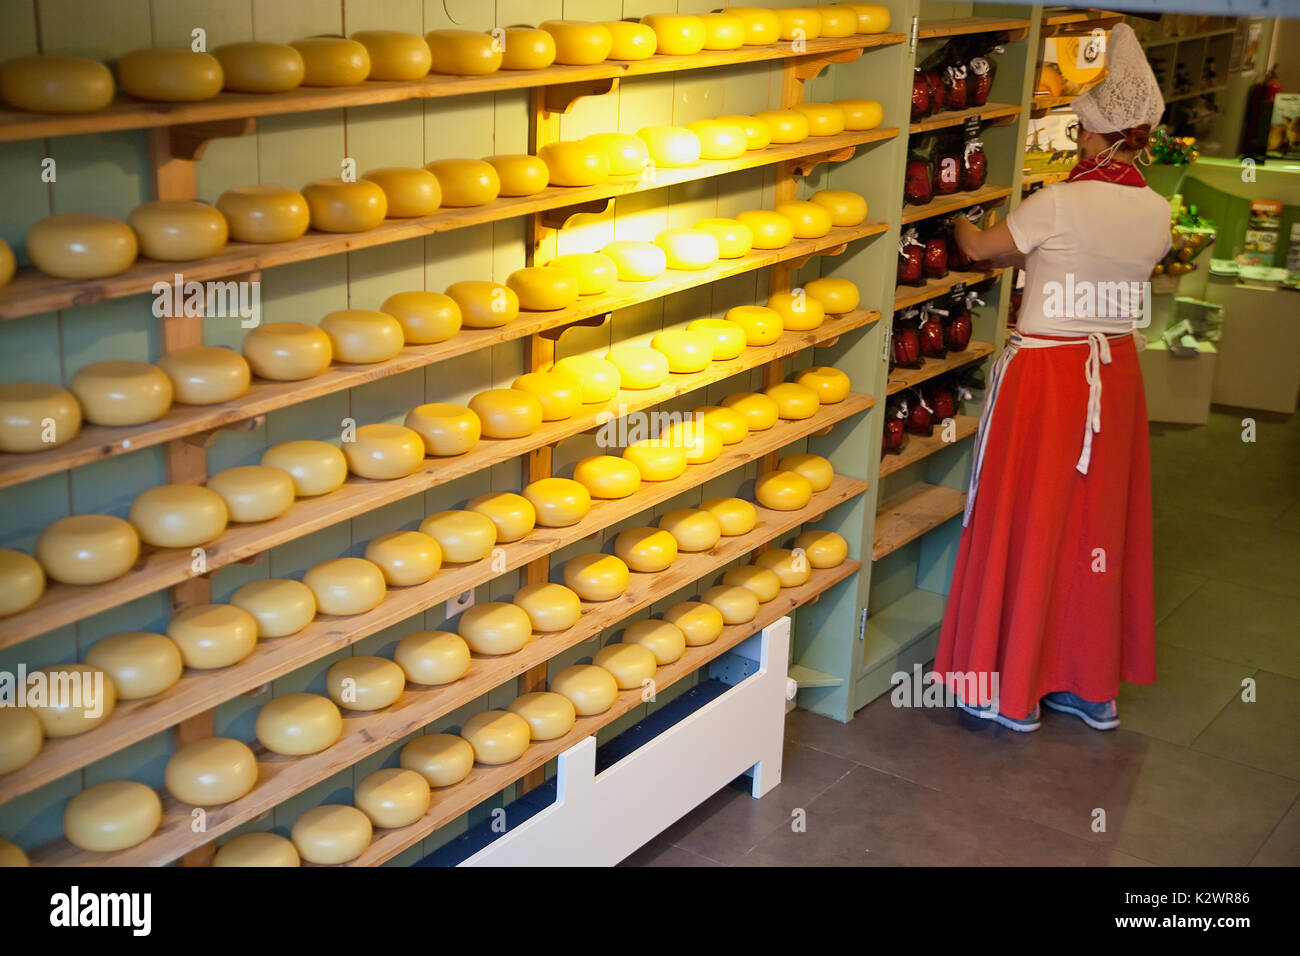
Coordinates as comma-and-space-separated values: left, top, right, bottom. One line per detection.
887, 341, 995, 395
894, 268, 1002, 311
878, 414, 979, 478
1164, 84, 1229, 104
916, 17, 1032, 41
900, 183, 1012, 224
908, 102, 1021, 135
873, 482, 967, 560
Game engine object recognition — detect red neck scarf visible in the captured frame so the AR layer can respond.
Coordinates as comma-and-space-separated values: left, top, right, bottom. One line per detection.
1067, 154, 1148, 187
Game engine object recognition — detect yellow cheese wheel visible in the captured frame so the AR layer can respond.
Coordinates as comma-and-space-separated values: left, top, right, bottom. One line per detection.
713, 114, 772, 151
774, 8, 823, 40
513, 582, 582, 632
701, 496, 758, 536
164, 737, 258, 806
0, 54, 114, 113
507, 266, 581, 312
692, 218, 754, 259
524, 476, 591, 527
654, 227, 719, 271
116, 48, 223, 102
401, 733, 473, 787
361, 167, 441, 218
255, 693, 343, 755
207, 465, 296, 523
468, 388, 543, 439
793, 365, 851, 403
303, 178, 388, 233
466, 491, 535, 543
755, 547, 812, 587
728, 7, 782, 44
835, 97, 882, 130
725, 304, 783, 346
665, 600, 725, 646
213, 832, 300, 867
261, 440, 347, 496
753, 109, 809, 144
342, 423, 424, 479
69, 359, 171, 426
583, 132, 649, 176
793, 101, 846, 136
35, 514, 139, 585
0, 548, 44, 617
28, 663, 115, 737
723, 564, 782, 602
539, 141, 610, 187
291, 805, 372, 865
380, 291, 460, 344
216, 185, 310, 243
64, 780, 161, 852
290, 38, 370, 86
26, 213, 137, 279
553, 355, 621, 403
765, 381, 821, 419
736, 209, 795, 248
445, 279, 519, 328
603, 21, 657, 60
659, 508, 722, 552
302, 557, 388, 615
156, 346, 250, 405
563, 552, 629, 601
404, 402, 480, 458
230, 578, 317, 638
483, 154, 549, 196
426, 29, 502, 75
804, 276, 860, 314
699, 13, 746, 49
623, 439, 687, 481
594, 641, 657, 689
754, 469, 814, 510
840, 3, 890, 33
541, 21, 614, 65
660, 419, 723, 464
352, 30, 431, 81
605, 345, 668, 389
394, 630, 470, 685
84, 631, 181, 700
129, 483, 228, 548
550, 664, 619, 715
167, 604, 258, 669
355, 768, 430, 828
213, 42, 304, 93
775, 200, 832, 238
809, 190, 867, 227
508, 692, 577, 740
327, 655, 405, 711
767, 288, 826, 330
500, 28, 556, 70
815, 5, 858, 37
693, 406, 749, 445
651, 329, 713, 372
638, 125, 701, 167
600, 240, 667, 281
419, 510, 498, 563
572, 455, 640, 499
461, 710, 531, 764
794, 528, 848, 568
622, 619, 686, 665
0, 239, 14, 285
614, 527, 678, 573
703, 583, 759, 624
640, 14, 706, 55
0, 705, 42, 775
244, 321, 333, 381
0, 382, 81, 453
685, 318, 747, 359
363, 530, 442, 586
128, 199, 228, 261
425, 158, 500, 207
546, 252, 617, 295
686, 120, 748, 160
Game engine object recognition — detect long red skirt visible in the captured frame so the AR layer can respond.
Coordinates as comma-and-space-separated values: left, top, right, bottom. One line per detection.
935, 334, 1156, 719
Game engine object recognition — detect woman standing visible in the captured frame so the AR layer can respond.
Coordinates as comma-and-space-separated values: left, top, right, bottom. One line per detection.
935, 24, 1170, 732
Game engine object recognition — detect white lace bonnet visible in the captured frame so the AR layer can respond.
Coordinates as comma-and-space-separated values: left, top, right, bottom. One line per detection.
1072, 23, 1165, 134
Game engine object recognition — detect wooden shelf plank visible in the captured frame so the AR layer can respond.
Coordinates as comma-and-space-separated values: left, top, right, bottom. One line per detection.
908, 102, 1020, 135
872, 483, 966, 560
900, 184, 1011, 226
1164, 84, 1228, 104
788, 663, 844, 688
1031, 93, 1075, 114
893, 268, 1002, 311
1021, 170, 1071, 190
916, 17, 1032, 41
1142, 28, 1236, 49
878, 414, 978, 478
861, 587, 947, 675
886, 340, 994, 396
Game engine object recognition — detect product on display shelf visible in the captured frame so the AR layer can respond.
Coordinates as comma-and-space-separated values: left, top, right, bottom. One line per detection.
933, 135, 962, 196
720, 390, 779, 430
773, 8, 821, 41
902, 388, 935, 437
834, 98, 882, 130
594, 641, 658, 689
29, 664, 116, 736
753, 108, 809, 144
538, 141, 610, 187
803, 276, 859, 314
466, 490, 536, 542
212, 42, 306, 94
354, 768, 431, 828
0, 840, 28, 866
601, 239, 668, 281
394, 630, 472, 685
768, 288, 825, 331
419, 509, 497, 563
326, 655, 405, 711
737, 209, 795, 248
26, 213, 138, 279
655, 227, 721, 270
35, 514, 140, 585
400, 733, 474, 787
499, 27, 557, 70
524, 476, 591, 527
621, 619, 686, 665
615, 526, 679, 573
922, 228, 949, 279
205, 464, 296, 523
541, 21, 614, 65
604, 20, 658, 60
509, 692, 578, 740
552, 354, 622, 403
230, 577, 317, 638
693, 217, 755, 258
127, 199, 229, 261
664, 600, 724, 646
659, 419, 723, 463
903, 154, 932, 206
444, 279, 520, 328
891, 310, 922, 369
0, 238, 13, 288
0, 54, 115, 113
380, 290, 461, 343
0, 548, 45, 618
659, 507, 722, 552
157, 346, 250, 405
687, 120, 748, 160
69, 359, 172, 426
255, 692, 344, 756
216, 185, 311, 243
468, 387, 543, 438
363, 529, 442, 586
0, 382, 81, 452
572, 455, 641, 499
425, 29, 502, 76
302, 557, 387, 615
261, 440, 349, 495
290, 37, 371, 86
545, 252, 618, 294
63, 780, 161, 853
723, 564, 781, 602
164, 737, 258, 806
583, 132, 649, 175
694, 405, 749, 444
810, 189, 867, 227
764, 380, 820, 419
341, 422, 425, 479
943, 286, 977, 352
793, 102, 847, 136
563, 552, 630, 601
793, 529, 848, 568
686, 317, 747, 358
512, 370, 582, 420
779, 452, 834, 491
291, 805, 372, 865
507, 266, 581, 311
550, 664, 619, 715
166, 603, 259, 669
425, 158, 501, 207
637, 125, 702, 167
713, 114, 772, 150
918, 302, 947, 358
815, 5, 857, 38
897, 228, 924, 286
457, 601, 534, 655
361, 167, 442, 217
754, 547, 811, 588
702, 583, 759, 624
129, 483, 228, 548
512, 582, 582, 632
212, 833, 300, 867
350, 31, 431, 81
775, 200, 833, 239
924, 377, 958, 423
651, 329, 714, 372
910, 69, 931, 121
961, 133, 987, 192
725, 304, 782, 345
727, 7, 781, 45
754, 468, 814, 511
605, 344, 669, 389
701, 496, 757, 536
640, 14, 706, 56
116, 48, 224, 102
623, 438, 687, 481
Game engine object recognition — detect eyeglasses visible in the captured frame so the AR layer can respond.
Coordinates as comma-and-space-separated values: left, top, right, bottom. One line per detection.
1066, 121, 1080, 143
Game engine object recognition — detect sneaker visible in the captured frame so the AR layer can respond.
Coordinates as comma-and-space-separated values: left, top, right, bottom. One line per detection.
956, 697, 1042, 733
1042, 691, 1120, 730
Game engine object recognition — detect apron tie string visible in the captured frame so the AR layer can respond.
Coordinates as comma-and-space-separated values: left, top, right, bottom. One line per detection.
1077, 332, 1112, 475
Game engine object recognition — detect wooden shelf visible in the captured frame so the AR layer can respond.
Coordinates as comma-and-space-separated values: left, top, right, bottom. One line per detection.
861, 587, 947, 674
878, 414, 978, 478
893, 268, 1002, 311
901, 184, 1011, 225
886, 340, 994, 396
872, 482, 966, 560
1031, 93, 1075, 114
1039, 9, 1125, 37
908, 102, 1021, 135
1142, 28, 1236, 49
1021, 170, 1071, 190
788, 663, 844, 688
1164, 84, 1228, 104
29, 478, 868, 866
916, 17, 1031, 41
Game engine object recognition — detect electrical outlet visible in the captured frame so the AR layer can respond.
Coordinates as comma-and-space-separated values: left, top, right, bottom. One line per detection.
447, 589, 475, 617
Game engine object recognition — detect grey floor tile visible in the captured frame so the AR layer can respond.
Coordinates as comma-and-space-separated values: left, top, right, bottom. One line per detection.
619, 837, 724, 867
1158, 579, 1300, 679
1152, 565, 1208, 623
1192, 671, 1300, 780
1251, 798, 1300, 866
1152, 510, 1300, 600
1117, 642, 1247, 746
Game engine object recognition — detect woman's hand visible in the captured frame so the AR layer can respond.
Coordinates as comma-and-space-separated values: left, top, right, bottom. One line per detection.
954, 216, 1025, 270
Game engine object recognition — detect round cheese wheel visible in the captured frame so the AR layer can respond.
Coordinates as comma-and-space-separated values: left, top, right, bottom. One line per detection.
685, 318, 746, 359
775, 8, 822, 39
27, 214, 137, 279
0, 383, 81, 453
755, 469, 814, 510
419, 510, 498, 563
541, 21, 613, 65
816, 5, 858, 36
230, 578, 317, 638
342, 423, 425, 480
600, 240, 667, 281
794, 528, 848, 568
320, 309, 404, 364
213, 832, 300, 867
425, 158, 500, 207
426, 29, 503, 75
603, 21, 657, 60
775, 200, 833, 239
127, 199, 228, 261
524, 476, 591, 528
804, 276, 860, 315
736, 210, 795, 248
157, 346, 250, 405
207, 465, 295, 523
721, 391, 780, 430
401, 733, 474, 787
583, 132, 649, 176
686, 120, 748, 160
291, 805, 372, 865
605, 345, 668, 389
303, 178, 388, 233
381, 291, 460, 344
361, 167, 441, 218
84, 631, 182, 698
693, 218, 754, 258
36, 514, 139, 585
69, 359, 171, 426
835, 97, 883, 130
513, 582, 581, 633
553, 355, 621, 403
654, 227, 719, 270
651, 329, 713, 372
355, 768, 430, 828
714, 114, 772, 151
327, 655, 405, 711
500, 28, 556, 70
261, 440, 347, 496
779, 453, 833, 492
0, 54, 114, 113
539, 141, 610, 187
693, 405, 748, 444
29, 663, 116, 737
167, 604, 258, 669
255, 693, 343, 755
461, 710, 531, 764
793, 101, 846, 137
664, 601, 724, 646
755, 547, 811, 587
728, 7, 782, 44
699, 13, 746, 48
550, 664, 618, 715
563, 553, 629, 602
723, 564, 782, 602
614, 527, 678, 573
793, 365, 850, 403
0, 839, 29, 867
242, 321, 332, 380
623, 439, 687, 481
508, 691, 577, 740
117, 48, 223, 102
753, 109, 809, 144
364, 530, 441, 587
508, 266, 581, 312
660, 420, 723, 464
445, 280, 519, 328
725, 305, 783, 346
133, 480, 228, 556
767, 289, 826, 331
640, 14, 705, 55
594, 642, 657, 689
703, 583, 759, 624
165, 737, 257, 806
572, 455, 640, 499
637, 125, 701, 167
809, 191, 867, 229
659, 508, 722, 553
0, 548, 44, 617
213, 42, 304, 93
64, 781, 161, 852
216, 185, 311, 243
484, 154, 549, 197
546, 252, 617, 295
841, 3, 890, 33
351, 30, 431, 80
701, 496, 758, 536
291, 37, 371, 86
303, 557, 387, 615
468, 388, 543, 439
404, 401, 481, 457
622, 619, 686, 665
466, 491, 535, 543
0, 708, 44, 775
765, 381, 820, 420
394, 630, 470, 685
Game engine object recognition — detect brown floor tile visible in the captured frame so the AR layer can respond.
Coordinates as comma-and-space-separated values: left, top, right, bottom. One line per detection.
1153, 510, 1300, 601
1107, 851, 1157, 866
1152, 565, 1207, 623
1117, 642, 1246, 746
1192, 671, 1300, 780
1251, 798, 1300, 866
619, 837, 723, 867
1274, 499, 1300, 536
1157, 579, 1300, 679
